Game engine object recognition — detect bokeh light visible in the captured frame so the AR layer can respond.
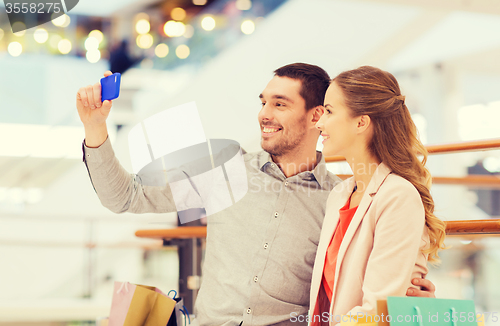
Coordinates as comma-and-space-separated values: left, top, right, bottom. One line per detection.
136, 34, 154, 49
193, 0, 207, 5
241, 20, 255, 35
201, 16, 216, 31
86, 50, 101, 63
171, 7, 186, 21
8, 42, 23, 57
0, 28, 4, 41
34, 28, 49, 43
52, 14, 70, 27
88, 30, 104, 44
84, 37, 100, 51
176, 44, 190, 59
135, 19, 150, 34
155, 43, 169, 58
58, 39, 72, 54
164, 21, 186, 37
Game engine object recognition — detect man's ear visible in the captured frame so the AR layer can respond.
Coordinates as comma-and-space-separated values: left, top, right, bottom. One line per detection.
311, 105, 324, 124
356, 115, 371, 133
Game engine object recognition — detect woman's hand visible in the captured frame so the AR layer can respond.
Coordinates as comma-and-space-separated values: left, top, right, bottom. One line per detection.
407, 278, 436, 298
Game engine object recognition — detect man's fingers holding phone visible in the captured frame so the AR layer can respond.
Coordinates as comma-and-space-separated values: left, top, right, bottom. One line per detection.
85, 85, 96, 109
77, 86, 89, 108
92, 82, 102, 108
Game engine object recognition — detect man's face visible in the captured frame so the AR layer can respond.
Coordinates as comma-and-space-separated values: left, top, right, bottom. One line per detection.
258, 76, 309, 156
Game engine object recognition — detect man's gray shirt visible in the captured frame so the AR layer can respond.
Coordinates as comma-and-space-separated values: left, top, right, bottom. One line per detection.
83, 138, 340, 326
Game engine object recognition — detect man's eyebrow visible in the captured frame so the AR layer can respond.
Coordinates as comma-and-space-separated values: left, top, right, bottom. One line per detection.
273, 95, 293, 103
259, 94, 294, 103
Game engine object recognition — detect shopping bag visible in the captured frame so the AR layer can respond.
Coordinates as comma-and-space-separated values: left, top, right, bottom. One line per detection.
385, 296, 476, 326
166, 290, 191, 326
377, 297, 480, 326
341, 297, 481, 326
108, 281, 176, 326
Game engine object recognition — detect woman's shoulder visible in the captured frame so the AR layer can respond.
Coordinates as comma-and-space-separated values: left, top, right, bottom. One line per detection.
379, 172, 420, 197
373, 173, 424, 217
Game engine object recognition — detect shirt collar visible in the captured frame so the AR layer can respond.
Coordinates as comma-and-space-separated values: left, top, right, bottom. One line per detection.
258, 151, 329, 187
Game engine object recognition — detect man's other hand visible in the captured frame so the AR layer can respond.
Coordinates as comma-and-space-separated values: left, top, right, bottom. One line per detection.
406, 278, 436, 298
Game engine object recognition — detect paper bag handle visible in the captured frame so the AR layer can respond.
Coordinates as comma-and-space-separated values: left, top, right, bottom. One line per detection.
450, 307, 457, 326
414, 306, 424, 326
116, 282, 129, 294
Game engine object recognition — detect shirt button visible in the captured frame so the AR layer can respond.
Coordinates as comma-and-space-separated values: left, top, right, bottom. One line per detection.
274, 212, 279, 218
247, 308, 252, 314
263, 243, 269, 249
253, 276, 258, 282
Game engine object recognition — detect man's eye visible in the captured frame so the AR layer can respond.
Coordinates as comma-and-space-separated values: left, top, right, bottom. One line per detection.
260, 102, 265, 106
276, 103, 284, 107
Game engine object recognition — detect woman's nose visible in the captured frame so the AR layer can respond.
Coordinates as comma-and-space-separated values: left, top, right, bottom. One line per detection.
315, 116, 323, 130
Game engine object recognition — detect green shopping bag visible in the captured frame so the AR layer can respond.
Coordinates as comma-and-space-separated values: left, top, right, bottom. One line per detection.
380, 297, 477, 326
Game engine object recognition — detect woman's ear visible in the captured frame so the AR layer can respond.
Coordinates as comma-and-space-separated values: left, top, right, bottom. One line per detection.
356, 115, 371, 134
311, 105, 324, 124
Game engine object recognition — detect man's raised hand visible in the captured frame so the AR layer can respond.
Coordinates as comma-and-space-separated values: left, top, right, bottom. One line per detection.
77, 71, 113, 148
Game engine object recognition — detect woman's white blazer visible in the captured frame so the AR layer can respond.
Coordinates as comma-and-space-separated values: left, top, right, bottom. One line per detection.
309, 162, 430, 324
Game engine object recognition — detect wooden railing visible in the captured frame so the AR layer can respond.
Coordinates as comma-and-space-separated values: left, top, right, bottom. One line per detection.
445, 219, 500, 236
135, 226, 207, 239
335, 174, 500, 188
325, 138, 500, 163
135, 220, 500, 240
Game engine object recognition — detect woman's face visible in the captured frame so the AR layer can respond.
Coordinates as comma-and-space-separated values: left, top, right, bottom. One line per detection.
315, 82, 359, 157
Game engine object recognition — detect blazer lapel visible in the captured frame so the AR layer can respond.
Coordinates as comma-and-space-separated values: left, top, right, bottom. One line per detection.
330, 163, 392, 307
310, 177, 356, 310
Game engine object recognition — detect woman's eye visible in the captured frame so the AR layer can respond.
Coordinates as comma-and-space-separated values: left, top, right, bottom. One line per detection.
326, 109, 332, 114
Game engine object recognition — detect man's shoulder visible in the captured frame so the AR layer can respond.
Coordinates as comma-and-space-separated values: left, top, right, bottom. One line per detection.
315, 159, 342, 190
325, 170, 342, 183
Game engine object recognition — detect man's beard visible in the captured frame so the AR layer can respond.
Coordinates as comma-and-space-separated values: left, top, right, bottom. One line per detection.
261, 119, 308, 157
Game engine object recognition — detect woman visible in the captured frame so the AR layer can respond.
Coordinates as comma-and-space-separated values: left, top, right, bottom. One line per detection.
310, 66, 446, 325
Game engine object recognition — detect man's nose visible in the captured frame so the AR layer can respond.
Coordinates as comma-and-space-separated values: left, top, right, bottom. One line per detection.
258, 103, 273, 122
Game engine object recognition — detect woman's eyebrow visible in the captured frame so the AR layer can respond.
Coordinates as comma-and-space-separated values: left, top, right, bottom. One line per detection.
324, 104, 333, 108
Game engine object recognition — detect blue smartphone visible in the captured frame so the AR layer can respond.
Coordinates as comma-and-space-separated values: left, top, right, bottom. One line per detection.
101, 73, 121, 101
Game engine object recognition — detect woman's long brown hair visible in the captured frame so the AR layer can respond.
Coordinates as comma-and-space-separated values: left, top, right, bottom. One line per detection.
333, 66, 446, 263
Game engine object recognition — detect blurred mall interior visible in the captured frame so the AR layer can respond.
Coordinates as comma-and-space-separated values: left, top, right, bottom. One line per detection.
0, 0, 500, 325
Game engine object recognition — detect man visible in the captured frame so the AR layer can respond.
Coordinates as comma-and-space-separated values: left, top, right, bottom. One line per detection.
77, 63, 435, 326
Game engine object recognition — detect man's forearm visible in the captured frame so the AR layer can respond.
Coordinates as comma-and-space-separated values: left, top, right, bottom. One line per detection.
84, 123, 108, 148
